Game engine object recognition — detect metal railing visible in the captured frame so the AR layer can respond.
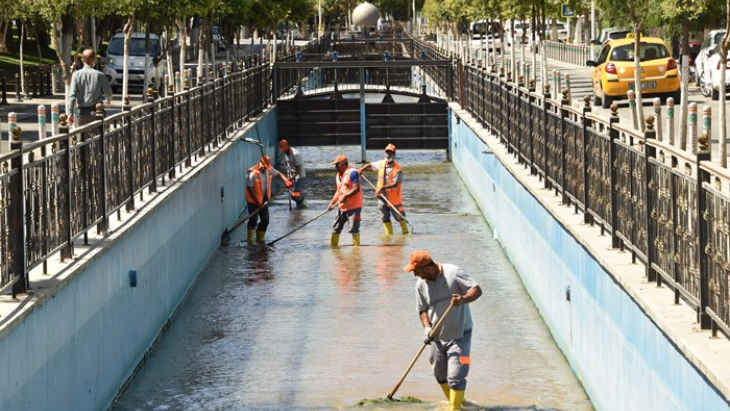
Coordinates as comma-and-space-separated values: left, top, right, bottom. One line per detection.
542, 40, 592, 66
411, 35, 730, 339
0, 63, 273, 297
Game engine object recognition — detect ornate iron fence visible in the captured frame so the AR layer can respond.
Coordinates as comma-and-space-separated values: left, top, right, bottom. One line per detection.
409, 35, 730, 339
1, 64, 272, 297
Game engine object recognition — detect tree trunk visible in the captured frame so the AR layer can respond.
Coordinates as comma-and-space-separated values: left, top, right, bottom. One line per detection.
197, 20, 207, 82
35, 27, 43, 66
122, 15, 134, 105
0, 21, 9, 52
143, 11, 151, 98
633, 26, 645, 131
720, 14, 730, 166
679, 7, 690, 148
19, 22, 25, 97
176, 19, 187, 77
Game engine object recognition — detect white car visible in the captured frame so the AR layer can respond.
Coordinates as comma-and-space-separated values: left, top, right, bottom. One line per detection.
505, 21, 530, 45
103, 32, 166, 93
543, 22, 568, 42
695, 29, 730, 100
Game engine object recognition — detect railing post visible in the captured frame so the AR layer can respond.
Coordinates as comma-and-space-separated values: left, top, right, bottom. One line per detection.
124, 99, 135, 212
653, 98, 662, 142
9, 126, 26, 297
667, 97, 675, 146
582, 95, 593, 224
96, 103, 108, 235
609, 103, 620, 248
560, 90, 570, 205
185, 85, 192, 167
644, 116, 657, 282
147, 87, 157, 193
543, 86, 551, 189
697, 132, 712, 329
59, 115, 74, 260
14, 73, 22, 102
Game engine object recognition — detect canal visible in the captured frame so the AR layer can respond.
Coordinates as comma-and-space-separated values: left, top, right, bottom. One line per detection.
112, 147, 593, 411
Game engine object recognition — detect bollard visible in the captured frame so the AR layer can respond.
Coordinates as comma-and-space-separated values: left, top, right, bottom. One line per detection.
702, 105, 711, 159
666, 97, 675, 146
7, 111, 16, 149
14, 73, 21, 102
163, 74, 169, 97
653, 98, 662, 142
37, 105, 46, 140
564, 73, 571, 103
51, 103, 60, 136
175, 71, 181, 93
627, 90, 638, 130
0, 76, 7, 105
525, 63, 531, 89
688, 102, 698, 153
552, 69, 558, 99
556, 70, 562, 100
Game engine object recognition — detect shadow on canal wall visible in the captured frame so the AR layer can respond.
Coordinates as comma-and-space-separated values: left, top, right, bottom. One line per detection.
449, 105, 730, 411
0, 110, 278, 411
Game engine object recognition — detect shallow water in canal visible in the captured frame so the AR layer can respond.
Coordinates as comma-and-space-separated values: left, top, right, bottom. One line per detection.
113, 147, 593, 411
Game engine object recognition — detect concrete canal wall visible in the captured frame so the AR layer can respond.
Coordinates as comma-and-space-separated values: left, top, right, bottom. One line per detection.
449, 105, 730, 411
0, 111, 277, 411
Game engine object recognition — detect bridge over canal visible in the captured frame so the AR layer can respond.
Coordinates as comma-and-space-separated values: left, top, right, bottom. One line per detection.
0, 33, 728, 411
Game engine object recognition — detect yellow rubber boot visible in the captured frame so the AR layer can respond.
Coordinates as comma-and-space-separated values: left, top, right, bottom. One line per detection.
247, 229, 255, 246
383, 222, 393, 235
352, 234, 360, 246
330, 233, 340, 247
256, 230, 266, 244
399, 220, 409, 234
439, 383, 451, 401
449, 389, 465, 411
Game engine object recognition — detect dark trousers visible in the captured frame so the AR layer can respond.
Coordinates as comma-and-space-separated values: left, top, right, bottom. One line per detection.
247, 199, 270, 231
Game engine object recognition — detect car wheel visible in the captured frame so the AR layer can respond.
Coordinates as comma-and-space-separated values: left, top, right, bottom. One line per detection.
601, 87, 612, 109
593, 92, 602, 107
670, 90, 681, 103
712, 87, 720, 100
700, 72, 713, 98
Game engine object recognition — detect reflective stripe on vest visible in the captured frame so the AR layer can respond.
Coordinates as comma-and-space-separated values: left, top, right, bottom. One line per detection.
336, 167, 364, 211
245, 166, 273, 204
376, 160, 404, 211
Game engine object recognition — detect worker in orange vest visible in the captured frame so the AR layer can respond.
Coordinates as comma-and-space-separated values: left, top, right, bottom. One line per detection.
358, 143, 408, 234
327, 154, 363, 246
246, 155, 292, 245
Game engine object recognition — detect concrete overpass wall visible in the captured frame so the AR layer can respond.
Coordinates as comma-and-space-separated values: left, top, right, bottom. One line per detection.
449, 106, 730, 411
0, 110, 278, 411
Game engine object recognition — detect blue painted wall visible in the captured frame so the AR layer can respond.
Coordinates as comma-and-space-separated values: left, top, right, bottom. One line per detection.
450, 109, 730, 411
0, 110, 277, 411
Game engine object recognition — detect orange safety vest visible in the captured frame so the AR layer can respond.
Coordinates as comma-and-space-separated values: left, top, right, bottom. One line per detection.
246, 166, 273, 205
336, 167, 364, 211
376, 160, 404, 211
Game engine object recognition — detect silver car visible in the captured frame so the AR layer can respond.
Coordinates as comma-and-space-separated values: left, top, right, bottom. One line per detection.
103, 32, 166, 93
695, 29, 730, 100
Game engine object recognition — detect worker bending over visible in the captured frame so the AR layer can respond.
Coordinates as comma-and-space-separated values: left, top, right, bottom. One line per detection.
403, 250, 483, 410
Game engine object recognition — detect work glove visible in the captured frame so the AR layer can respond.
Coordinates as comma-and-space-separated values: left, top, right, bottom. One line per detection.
423, 326, 434, 344
285, 179, 293, 189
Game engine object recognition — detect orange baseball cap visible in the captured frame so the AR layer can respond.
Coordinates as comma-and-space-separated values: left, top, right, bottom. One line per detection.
403, 250, 433, 272
332, 154, 349, 165
385, 143, 396, 153
279, 139, 289, 151
259, 155, 271, 168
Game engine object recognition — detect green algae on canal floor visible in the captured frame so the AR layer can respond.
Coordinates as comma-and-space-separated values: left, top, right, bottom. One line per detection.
357, 397, 424, 406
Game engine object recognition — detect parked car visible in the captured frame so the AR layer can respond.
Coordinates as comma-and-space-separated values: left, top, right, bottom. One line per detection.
470, 34, 502, 53
695, 30, 730, 100
505, 21, 530, 45
277, 22, 301, 40
212, 26, 226, 51
543, 22, 568, 42
377, 18, 392, 32
470, 20, 501, 40
587, 36, 681, 108
592, 27, 632, 46
102, 32, 166, 93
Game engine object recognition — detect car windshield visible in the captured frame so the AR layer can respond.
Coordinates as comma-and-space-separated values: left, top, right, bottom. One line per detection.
610, 43, 669, 62
714, 32, 726, 45
108, 38, 160, 57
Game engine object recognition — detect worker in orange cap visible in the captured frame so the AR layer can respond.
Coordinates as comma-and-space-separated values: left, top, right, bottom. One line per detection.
246, 155, 292, 245
358, 143, 407, 234
403, 250, 482, 411
276, 139, 306, 208
327, 154, 363, 246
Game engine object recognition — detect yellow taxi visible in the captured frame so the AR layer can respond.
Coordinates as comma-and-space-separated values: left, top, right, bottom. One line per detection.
587, 36, 681, 109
